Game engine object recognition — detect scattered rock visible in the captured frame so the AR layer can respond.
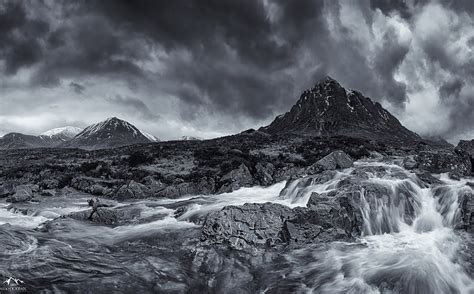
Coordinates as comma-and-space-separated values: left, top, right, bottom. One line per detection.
91, 184, 106, 195
8, 185, 34, 203
0, 184, 14, 198
41, 189, 56, 197
415, 149, 471, 176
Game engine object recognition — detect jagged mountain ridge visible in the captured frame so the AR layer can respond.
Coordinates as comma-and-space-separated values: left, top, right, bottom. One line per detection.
260, 77, 421, 144
62, 117, 153, 150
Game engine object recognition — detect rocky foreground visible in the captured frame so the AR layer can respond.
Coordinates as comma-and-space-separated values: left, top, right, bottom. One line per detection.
0, 139, 472, 292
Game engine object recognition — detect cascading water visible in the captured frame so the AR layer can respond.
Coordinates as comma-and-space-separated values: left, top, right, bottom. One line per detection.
0, 159, 471, 293
277, 161, 473, 293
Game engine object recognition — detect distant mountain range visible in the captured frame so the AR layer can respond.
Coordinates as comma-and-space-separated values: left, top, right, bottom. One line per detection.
1, 77, 462, 150
260, 76, 421, 144
0, 117, 158, 150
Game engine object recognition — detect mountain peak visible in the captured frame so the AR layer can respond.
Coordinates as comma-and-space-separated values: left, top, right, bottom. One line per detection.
63, 117, 153, 149
260, 78, 421, 144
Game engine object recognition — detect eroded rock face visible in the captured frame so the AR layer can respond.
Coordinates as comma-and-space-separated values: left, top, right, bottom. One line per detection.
306, 150, 353, 175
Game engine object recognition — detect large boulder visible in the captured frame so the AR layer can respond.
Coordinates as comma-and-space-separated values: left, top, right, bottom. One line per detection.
414, 149, 471, 176
67, 206, 141, 226
115, 181, 150, 199
201, 203, 295, 250
7, 185, 34, 203
306, 150, 353, 174
254, 162, 275, 186
157, 178, 215, 198
218, 164, 254, 193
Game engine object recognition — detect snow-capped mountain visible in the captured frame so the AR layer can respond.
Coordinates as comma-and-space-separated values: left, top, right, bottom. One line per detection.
260, 76, 421, 144
62, 117, 153, 149
179, 136, 202, 141
41, 126, 83, 142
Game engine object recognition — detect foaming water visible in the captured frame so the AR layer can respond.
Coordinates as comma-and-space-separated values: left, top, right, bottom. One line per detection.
277, 160, 474, 293
0, 159, 472, 292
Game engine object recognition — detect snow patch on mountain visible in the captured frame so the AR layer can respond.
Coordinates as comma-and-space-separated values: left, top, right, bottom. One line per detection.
41, 126, 83, 138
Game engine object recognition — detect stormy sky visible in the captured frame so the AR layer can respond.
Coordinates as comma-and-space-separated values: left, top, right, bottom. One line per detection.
0, 0, 473, 142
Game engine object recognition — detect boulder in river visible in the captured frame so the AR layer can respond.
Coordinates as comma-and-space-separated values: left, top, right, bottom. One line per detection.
218, 163, 254, 193
201, 203, 295, 250
306, 150, 353, 174
67, 206, 141, 226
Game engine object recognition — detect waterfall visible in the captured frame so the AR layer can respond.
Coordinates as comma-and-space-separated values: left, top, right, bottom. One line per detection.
278, 160, 474, 293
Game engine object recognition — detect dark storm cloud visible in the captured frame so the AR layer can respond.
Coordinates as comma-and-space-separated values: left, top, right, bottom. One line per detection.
0, 0, 473, 141
107, 95, 159, 121
69, 82, 86, 94
0, 1, 49, 74
439, 79, 464, 101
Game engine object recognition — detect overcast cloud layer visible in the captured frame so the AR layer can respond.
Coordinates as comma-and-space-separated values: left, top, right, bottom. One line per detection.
0, 0, 473, 142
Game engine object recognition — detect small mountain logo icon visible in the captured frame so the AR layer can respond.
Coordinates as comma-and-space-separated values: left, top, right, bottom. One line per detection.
2, 277, 24, 286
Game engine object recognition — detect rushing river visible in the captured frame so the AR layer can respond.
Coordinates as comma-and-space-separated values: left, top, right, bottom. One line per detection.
0, 159, 472, 293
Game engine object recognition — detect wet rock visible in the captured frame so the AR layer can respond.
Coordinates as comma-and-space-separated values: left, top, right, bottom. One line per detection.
458, 192, 473, 232
41, 189, 56, 197
415, 171, 442, 186
272, 166, 305, 182
218, 164, 254, 193
91, 184, 106, 195
306, 150, 353, 174
201, 203, 294, 250
448, 171, 462, 181
415, 149, 471, 176
254, 163, 275, 186
279, 171, 337, 199
403, 156, 418, 170
8, 185, 34, 203
67, 206, 141, 226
